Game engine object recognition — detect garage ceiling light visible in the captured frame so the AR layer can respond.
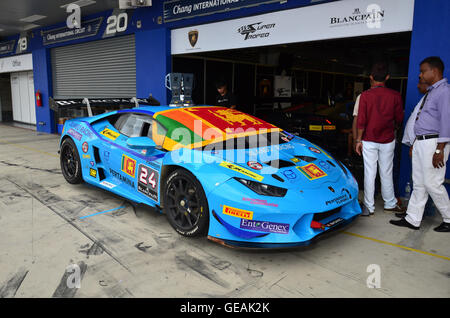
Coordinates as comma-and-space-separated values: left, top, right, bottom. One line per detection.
60, 0, 96, 9
19, 15, 47, 23
22, 24, 41, 31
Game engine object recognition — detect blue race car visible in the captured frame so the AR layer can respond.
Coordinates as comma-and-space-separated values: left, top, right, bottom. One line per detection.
59, 103, 361, 248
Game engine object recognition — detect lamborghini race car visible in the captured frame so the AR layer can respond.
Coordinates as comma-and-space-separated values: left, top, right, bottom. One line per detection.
59, 103, 361, 248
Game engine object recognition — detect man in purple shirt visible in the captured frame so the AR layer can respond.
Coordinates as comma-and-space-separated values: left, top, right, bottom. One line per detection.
391, 56, 450, 232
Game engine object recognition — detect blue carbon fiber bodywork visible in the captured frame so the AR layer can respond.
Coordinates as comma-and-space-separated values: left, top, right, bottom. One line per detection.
60, 105, 361, 247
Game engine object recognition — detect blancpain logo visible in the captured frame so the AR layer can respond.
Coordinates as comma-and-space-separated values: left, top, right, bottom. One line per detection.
330, 4, 385, 29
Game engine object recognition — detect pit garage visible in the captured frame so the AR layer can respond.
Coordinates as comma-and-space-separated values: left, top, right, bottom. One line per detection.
0, 0, 449, 302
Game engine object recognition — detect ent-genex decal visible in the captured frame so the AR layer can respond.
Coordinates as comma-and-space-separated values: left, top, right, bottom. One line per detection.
219, 161, 263, 182
240, 219, 290, 234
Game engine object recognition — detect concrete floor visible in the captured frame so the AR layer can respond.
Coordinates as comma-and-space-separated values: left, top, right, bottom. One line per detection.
0, 123, 449, 298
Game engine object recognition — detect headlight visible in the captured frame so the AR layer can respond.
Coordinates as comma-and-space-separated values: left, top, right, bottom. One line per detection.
234, 177, 287, 197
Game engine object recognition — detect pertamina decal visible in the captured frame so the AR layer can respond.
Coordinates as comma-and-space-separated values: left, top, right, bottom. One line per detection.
222, 205, 253, 220
297, 163, 327, 180
220, 161, 263, 182
100, 128, 120, 141
121, 155, 136, 178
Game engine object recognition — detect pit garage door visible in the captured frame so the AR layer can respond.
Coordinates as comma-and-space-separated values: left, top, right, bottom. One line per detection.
51, 35, 136, 99
10, 71, 36, 124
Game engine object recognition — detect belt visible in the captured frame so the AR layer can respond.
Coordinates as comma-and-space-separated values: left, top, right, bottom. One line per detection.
416, 134, 439, 140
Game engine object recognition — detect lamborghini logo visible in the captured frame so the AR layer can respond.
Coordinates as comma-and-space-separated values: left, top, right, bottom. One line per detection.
188, 30, 198, 47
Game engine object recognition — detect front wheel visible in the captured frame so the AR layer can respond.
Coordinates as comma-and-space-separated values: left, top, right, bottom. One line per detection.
163, 169, 209, 237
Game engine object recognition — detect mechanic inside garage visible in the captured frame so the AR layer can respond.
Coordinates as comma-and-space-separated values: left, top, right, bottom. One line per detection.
0, 0, 448, 309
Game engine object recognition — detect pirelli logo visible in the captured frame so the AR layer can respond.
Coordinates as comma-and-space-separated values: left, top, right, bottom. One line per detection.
219, 161, 264, 182
222, 205, 253, 220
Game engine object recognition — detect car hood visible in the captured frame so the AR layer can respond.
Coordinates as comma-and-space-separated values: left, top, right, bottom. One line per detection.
205, 136, 352, 190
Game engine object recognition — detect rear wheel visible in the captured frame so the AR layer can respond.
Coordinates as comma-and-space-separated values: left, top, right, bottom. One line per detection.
60, 138, 83, 184
163, 169, 209, 237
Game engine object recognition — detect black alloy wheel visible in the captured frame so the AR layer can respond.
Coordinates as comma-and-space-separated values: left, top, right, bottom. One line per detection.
164, 169, 209, 237
60, 138, 83, 184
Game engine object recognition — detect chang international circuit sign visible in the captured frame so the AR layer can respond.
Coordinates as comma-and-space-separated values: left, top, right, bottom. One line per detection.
163, 0, 281, 22
42, 17, 103, 45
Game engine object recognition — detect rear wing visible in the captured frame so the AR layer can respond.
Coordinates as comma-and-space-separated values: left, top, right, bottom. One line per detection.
49, 96, 161, 117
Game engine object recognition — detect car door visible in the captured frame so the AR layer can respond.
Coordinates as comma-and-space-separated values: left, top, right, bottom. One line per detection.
108, 112, 166, 205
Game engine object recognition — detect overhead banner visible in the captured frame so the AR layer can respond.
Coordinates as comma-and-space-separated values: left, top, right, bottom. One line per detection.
163, 0, 282, 22
42, 17, 103, 46
0, 40, 16, 55
171, 0, 415, 54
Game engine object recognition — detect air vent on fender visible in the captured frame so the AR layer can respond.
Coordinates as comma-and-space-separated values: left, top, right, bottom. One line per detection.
264, 159, 296, 169
295, 155, 316, 162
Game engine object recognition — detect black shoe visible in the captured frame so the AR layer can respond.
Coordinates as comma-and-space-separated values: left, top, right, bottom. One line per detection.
395, 212, 407, 218
433, 222, 450, 232
389, 218, 420, 230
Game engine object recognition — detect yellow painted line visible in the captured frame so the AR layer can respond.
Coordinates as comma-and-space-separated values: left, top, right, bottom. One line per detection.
0, 138, 59, 158
342, 231, 450, 261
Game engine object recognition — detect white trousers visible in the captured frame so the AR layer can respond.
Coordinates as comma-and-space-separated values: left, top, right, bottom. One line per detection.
362, 140, 398, 212
405, 138, 450, 227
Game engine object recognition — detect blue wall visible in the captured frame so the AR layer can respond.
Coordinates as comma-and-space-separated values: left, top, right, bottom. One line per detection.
398, 0, 450, 195
32, 48, 54, 133
135, 28, 171, 105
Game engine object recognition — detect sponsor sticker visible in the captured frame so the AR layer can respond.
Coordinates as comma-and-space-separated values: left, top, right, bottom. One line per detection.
67, 128, 82, 141
297, 163, 327, 180
121, 155, 136, 178
100, 128, 120, 141
325, 188, 352, 205
247, 161, 263, 170
240, 219, 289, 234
325, 217, 344, 228
309, 125, 323, 131
309, 147, 321, 154
137, 164, 159, 201
282, 169, 297, 180
220, 161, 263, 182
100, 180, 116, 189
323, 125, 336, 130
109, 168, 135, 188
103, 151, 110, 162
222, 205, 253, 220
82, 154, 91, 159
89, 168, 97, 178
290, 157, 301, 163
82, 142, 89, 153
242, 197, 278, 207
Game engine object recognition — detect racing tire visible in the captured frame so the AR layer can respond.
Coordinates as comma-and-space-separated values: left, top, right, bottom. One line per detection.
163, 169, 209, 237
60, 138, 83, 184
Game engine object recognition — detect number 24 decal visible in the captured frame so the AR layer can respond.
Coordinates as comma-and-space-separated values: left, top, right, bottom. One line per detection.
106, 12, 128, 35
139, 166, 156, 189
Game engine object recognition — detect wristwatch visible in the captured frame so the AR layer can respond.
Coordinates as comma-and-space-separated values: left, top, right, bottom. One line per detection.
435, 149, 442, 154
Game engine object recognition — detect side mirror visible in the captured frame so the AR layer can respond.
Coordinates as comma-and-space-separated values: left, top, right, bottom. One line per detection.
127, 137, 156, 153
